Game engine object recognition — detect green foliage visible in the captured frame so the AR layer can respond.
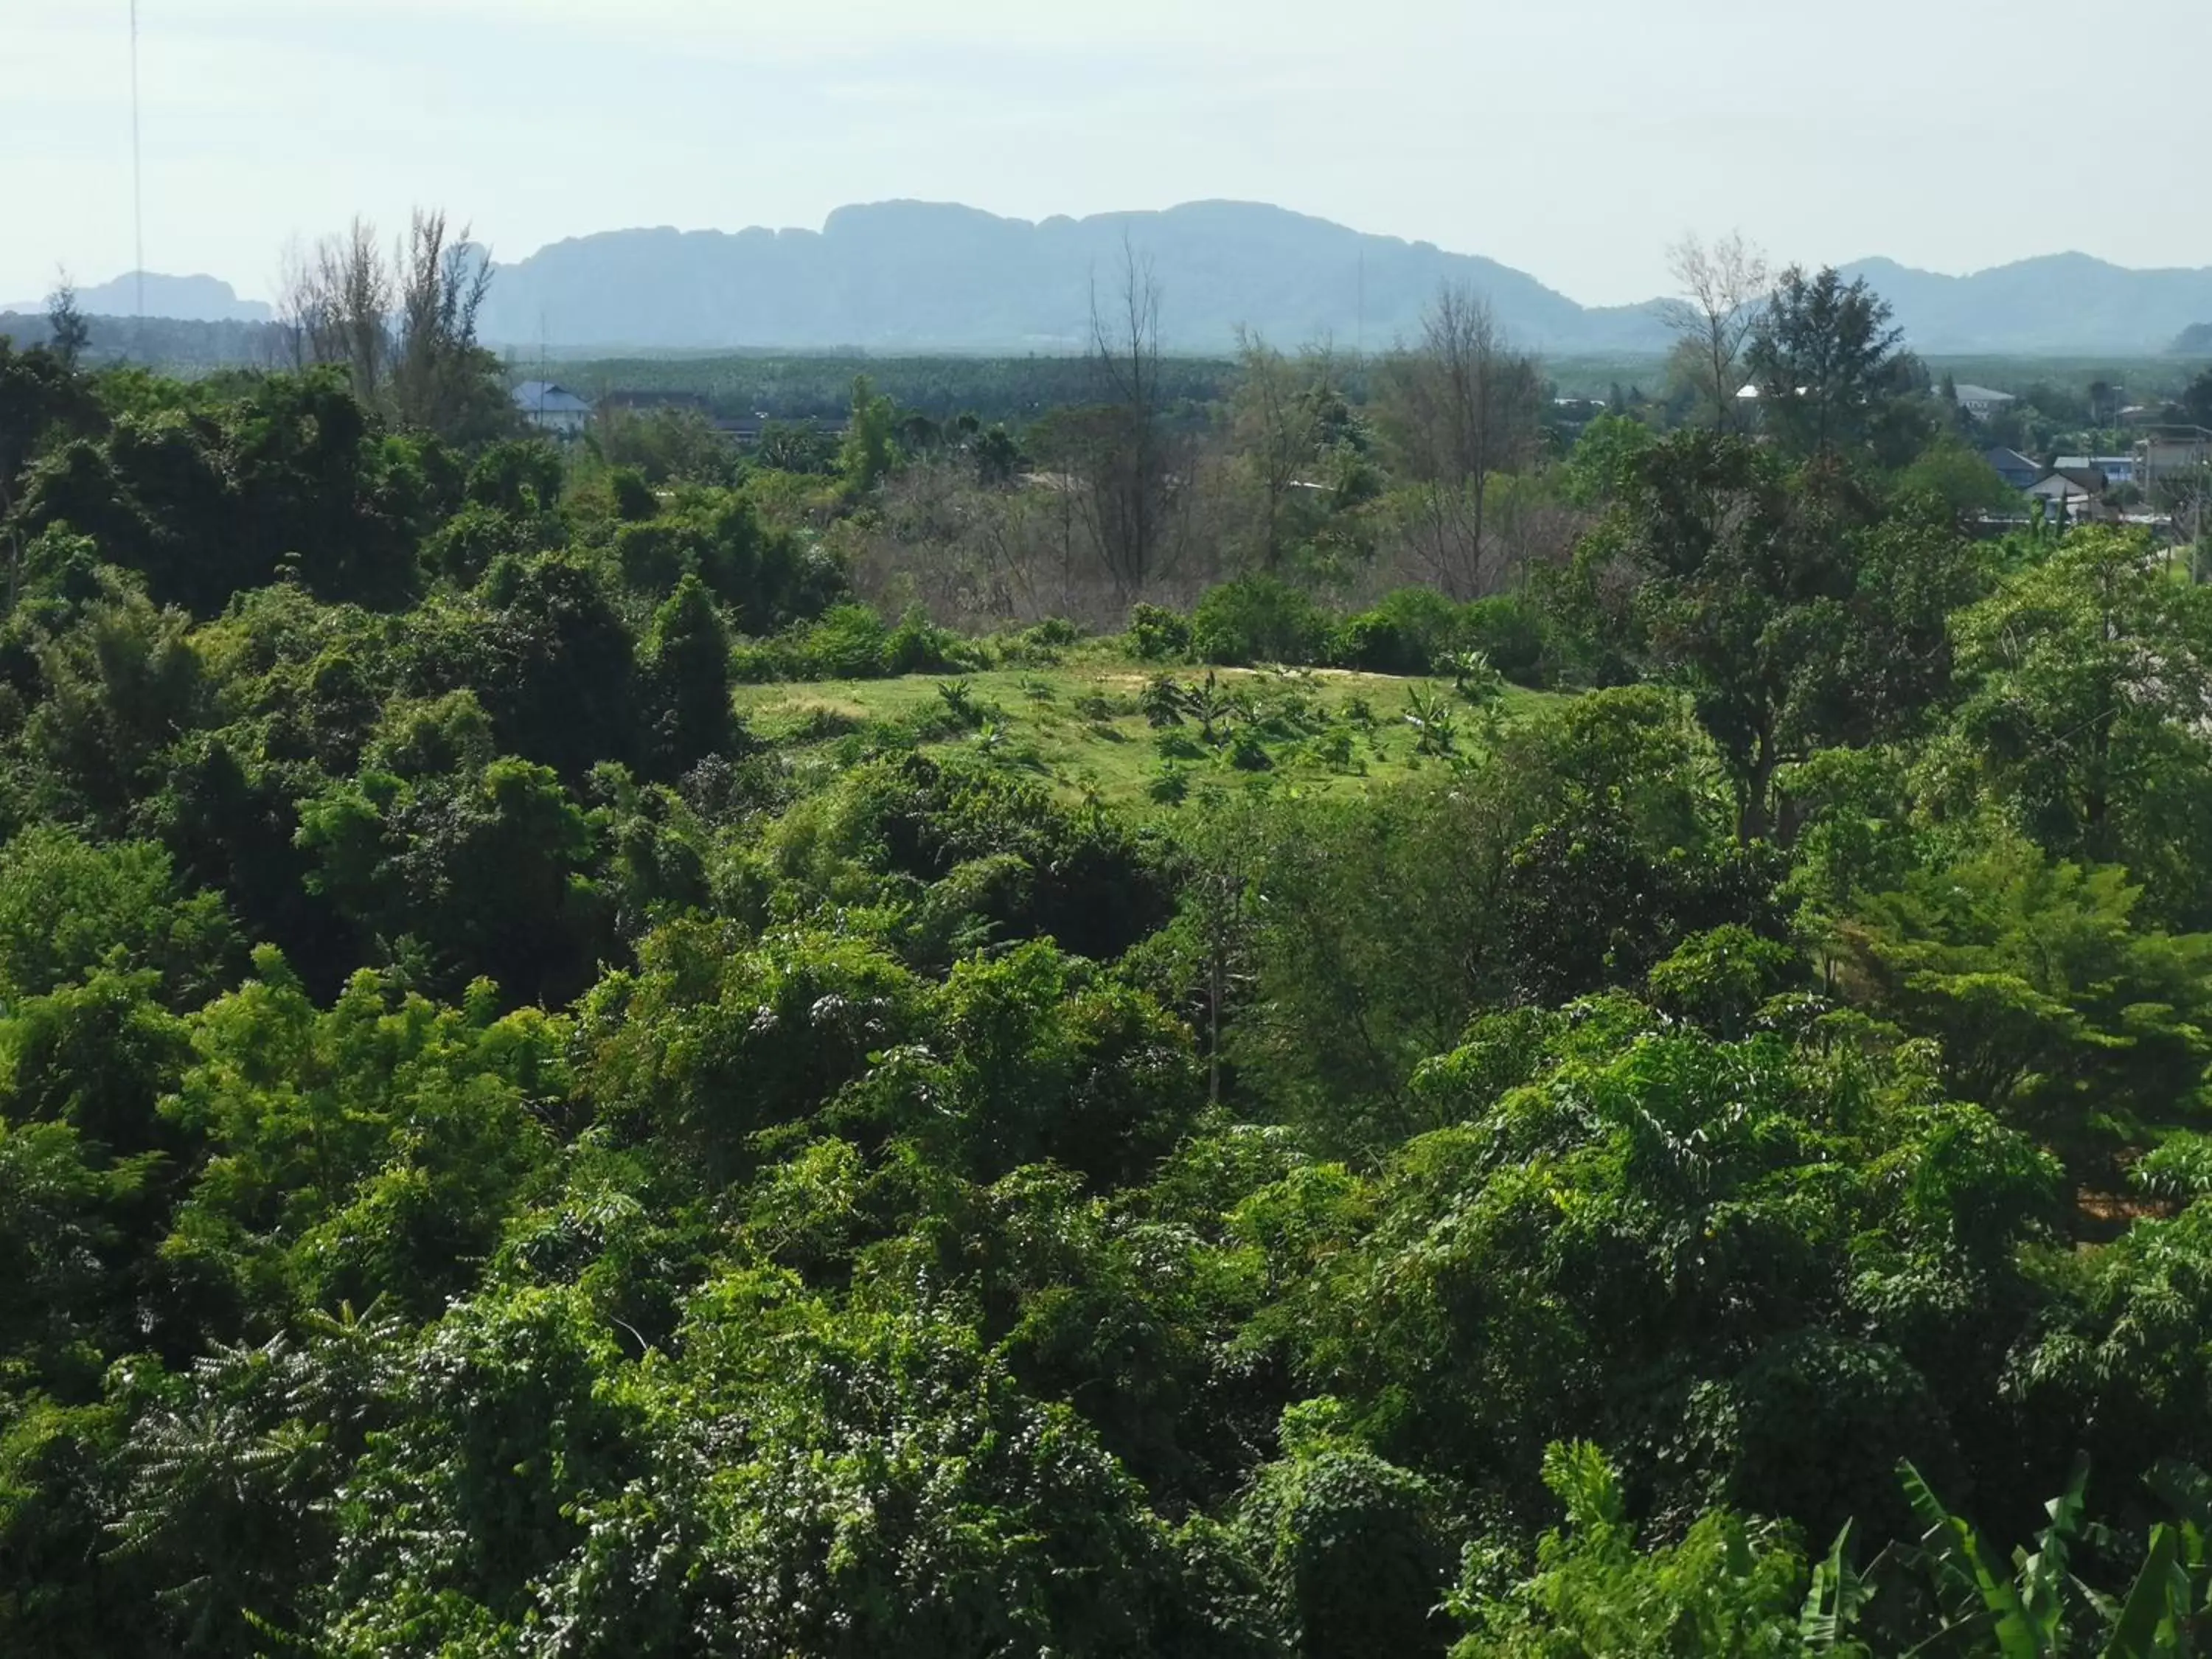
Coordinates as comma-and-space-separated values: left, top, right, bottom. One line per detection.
1747, 266, 1919, 462
1452, 1441, 1827, 1658
1193, 576, 1333, 667
1646, 924, 1799, 1038
11, 347, 2212, 1655
735, 601, 979, 683
1236, 1402, 1458, 1658
1948, 527, 2212, 928
1896, 435, 2023, 515
1840, 832, 2212, 1166
161, 957, 564, 1318
18, 374, 429, 614
1331, 587, 1464, 675
1606, 432, 1979, 838
636, 573, 737, 780
838, 372, 900, 495
1281, 1018, 2050, 1537
1562, 409, 1658, 507
0, 826, 238, 1007
296, 757, 610, 1006
1131, 602, 1196, 661
466, 550, 641, 781
1461, 593, 1549, 686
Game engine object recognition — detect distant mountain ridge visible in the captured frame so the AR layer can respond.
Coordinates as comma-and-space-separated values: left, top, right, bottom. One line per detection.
22, 206, 2212, 357
1837, 253, 2212, 356
472, 200, 1674, 355
1, 271, 271, 325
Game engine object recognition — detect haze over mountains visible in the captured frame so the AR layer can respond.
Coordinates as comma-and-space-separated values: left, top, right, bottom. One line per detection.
1, 271, 273, 325
20, 202, 2212, 357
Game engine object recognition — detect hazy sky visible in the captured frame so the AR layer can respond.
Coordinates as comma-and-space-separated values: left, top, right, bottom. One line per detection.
9, 0, 2212, 309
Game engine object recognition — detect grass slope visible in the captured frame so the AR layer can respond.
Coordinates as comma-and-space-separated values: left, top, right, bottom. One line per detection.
735, 655, 1563, 810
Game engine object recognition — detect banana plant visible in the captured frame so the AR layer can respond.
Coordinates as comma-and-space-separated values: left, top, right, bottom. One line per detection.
1140, 674, 1191, 728
935, 678, 975, 720
1897, 1456, 2208, 1658
1899, 1455, 2086, 1657
1801, 1521, 1877, 1652
1404, 686, 1458, 757
1447, 647, 1504, 706
1189, 672, 1237, 748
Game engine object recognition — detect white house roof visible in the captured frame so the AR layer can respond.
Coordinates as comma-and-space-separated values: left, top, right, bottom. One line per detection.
1952, 383, 2017, 405
512, 380, 594, 415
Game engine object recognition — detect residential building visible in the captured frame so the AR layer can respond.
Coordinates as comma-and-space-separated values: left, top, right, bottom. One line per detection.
2055, 456, 2138, 486
2026, 466, 2112, 520
1983, 447, 2042, 491
1952, 383, 2017, 420
2137, 427, 2212, 490
512, 380, 594, 437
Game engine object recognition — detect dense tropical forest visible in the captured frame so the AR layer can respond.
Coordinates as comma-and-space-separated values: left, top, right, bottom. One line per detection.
10, 237, 2212, 1657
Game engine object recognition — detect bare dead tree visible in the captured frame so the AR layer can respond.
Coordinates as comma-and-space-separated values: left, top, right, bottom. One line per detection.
389, 209, 495, 437
271, 210, 506, 442
319, 218, 394, 406
1078, 237, 1172, 601
1663, 232, 1770, 434
1230, 329, 1335, 571
1374, 285, 1541, 598
274, 218, 392, 399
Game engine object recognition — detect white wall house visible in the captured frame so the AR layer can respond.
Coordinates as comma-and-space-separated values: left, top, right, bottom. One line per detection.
512, 380, 594, 438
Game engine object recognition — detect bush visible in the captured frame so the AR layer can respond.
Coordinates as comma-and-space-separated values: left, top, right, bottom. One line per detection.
991, 617, 1084, 667
1149, 764, 1192, 805
1228, 729, 1274, 772
1129, 603, 1193, 661
798, 605, 890, 678
609, 468, 658, 523
885, 606, 973, 676
1330, 613, 1429, 676
613, 521, 692, 595
1191, 577, 1329, 667
422, 504, 549, 587
1375, 588, 1466, 664
1461, 593, 1548, 687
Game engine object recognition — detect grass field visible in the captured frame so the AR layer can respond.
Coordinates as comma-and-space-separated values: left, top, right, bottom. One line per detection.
734, 657, 1564, 810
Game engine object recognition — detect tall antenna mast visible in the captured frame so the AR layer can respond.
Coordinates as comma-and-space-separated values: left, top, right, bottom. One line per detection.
130, 0, 145, 337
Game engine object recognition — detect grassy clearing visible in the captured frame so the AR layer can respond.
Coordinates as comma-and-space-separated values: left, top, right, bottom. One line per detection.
734, 655, 1565, 810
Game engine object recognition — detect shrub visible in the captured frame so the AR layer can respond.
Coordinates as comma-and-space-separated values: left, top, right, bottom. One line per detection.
1329, 612, 1429, 676
1129, 604, 1193, 661
1310, 729, 1355, 771
422, 504, 549, 587
1338, 588, 1465, 675
1191, 577, 1329, 667
728, 641, 794, 684
1228, 729, 1273, 772
991, 617, 1083, 667
884, 606, 973, 676
613, 521, 692, 595
1461, 593, 1548, 686
799, 605, 891, 678
609, 468, 658, 523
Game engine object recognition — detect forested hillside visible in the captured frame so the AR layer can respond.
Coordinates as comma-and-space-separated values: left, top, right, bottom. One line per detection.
10, 256, 2212, 1657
